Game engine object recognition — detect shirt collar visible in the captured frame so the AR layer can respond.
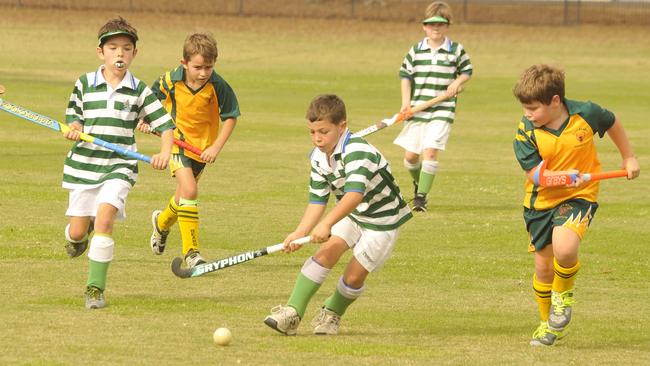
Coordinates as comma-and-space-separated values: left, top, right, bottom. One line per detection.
332, 129, 352, 156
418, 37, 451, 53
311, 129, 352, 167
170, 65, 218, 84
93, 65, 137, 90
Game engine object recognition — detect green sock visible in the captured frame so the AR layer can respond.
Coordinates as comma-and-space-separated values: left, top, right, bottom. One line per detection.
324, 288, 357, 316
287, 273, 321, 318
417, 171, 435, 195
408, 167, 421, 183
87, 260, 110, 291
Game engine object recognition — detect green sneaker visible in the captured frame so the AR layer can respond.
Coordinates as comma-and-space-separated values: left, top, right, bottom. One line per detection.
548, 289, 575, 331
529, 321, 565, 346
84, 286, 107, 309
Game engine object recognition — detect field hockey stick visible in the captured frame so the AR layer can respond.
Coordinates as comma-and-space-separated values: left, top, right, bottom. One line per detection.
533, 161, 629, 187
0, 98, 152, 163
150, 131, 204, 156
171, 236, 312, 279
353, 87, 463, 138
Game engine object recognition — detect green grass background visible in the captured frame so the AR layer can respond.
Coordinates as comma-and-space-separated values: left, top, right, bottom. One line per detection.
0, 7, 648, 365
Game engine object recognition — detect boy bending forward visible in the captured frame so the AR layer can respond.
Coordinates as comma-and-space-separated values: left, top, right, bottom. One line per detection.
264, 94, 412, 335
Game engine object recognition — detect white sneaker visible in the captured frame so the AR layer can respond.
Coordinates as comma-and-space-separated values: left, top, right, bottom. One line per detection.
150, 210, 169, 255
264, 305, 301, 335
311, 307, 341, 335
185, 249, 206, 268
84, 286, 107, 309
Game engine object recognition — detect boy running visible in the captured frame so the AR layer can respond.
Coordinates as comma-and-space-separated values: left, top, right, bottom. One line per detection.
142, 32, 240, 268
512, 64, 640, 346
264, 94, 412, 336
63, 17, 175, 309
395, 1, 472, 212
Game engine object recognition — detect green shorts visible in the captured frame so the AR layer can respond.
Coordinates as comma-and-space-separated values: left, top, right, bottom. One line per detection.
523, 198, 598, 252
169, 153, 206, 179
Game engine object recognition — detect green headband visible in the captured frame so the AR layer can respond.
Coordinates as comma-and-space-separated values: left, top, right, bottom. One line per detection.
98, 30, 138, 47
422, 15, 449, 24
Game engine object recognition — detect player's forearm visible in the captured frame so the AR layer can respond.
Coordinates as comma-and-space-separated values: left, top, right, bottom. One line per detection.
454, 73, 471, 86
293, 203, 327, 236
159, 128, 174, 155
607, 118, 636, 160
401, 78, 412, 106
210, 118, 237, 152
320, 191, 363, 228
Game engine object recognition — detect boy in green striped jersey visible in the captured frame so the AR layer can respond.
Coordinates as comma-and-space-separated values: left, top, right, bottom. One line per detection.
264, 94, 412, 336
395, 1, 472, 212
63, 17, 175, 309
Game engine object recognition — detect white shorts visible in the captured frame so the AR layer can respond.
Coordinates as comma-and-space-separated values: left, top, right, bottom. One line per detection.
331, 216, 400, 272
65, 179, 131, 220
393, 120, 452, 154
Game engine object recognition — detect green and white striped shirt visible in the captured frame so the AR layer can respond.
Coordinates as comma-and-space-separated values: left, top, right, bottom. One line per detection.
309, 130, 412, 231
400, 37, 472, 124
63, 66, 175, 189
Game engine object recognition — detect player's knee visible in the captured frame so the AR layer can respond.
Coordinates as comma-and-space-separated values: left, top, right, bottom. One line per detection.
403, 154, 419, 165
65, 223, 87, 242
88, 235, 114, 262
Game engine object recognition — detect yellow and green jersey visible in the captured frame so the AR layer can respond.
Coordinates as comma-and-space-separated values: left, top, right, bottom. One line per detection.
151, 66, 240, 162
513, 99, 615, 210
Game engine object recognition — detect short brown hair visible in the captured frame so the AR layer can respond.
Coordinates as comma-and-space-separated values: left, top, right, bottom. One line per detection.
425, 1, 453, 24
97, 17, 138, 47
183, 32, 218, 64
513, 64, 565, 105
306, 94, 347, 125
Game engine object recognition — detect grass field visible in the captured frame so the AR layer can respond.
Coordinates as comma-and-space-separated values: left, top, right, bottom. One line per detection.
0, 7, 649, 366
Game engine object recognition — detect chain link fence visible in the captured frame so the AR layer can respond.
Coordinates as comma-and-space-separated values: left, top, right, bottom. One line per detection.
2, 0, 650, 25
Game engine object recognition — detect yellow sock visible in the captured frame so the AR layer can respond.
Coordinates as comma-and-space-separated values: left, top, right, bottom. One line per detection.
533, 274, 552, 322
177, 198, 199, 255
552, 258, 581, 293
157, 196, 179, 231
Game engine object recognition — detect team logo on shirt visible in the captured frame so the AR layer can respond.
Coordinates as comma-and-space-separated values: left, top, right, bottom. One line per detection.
574, 127, 589, 143
122, 100, 131, 112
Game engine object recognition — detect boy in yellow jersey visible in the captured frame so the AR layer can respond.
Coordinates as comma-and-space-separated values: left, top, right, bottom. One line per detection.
512, 64, 639, 346
139, 32, 240, 268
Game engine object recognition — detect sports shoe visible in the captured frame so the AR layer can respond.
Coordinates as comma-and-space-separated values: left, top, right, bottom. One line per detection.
264, 305, 301, 336
185, 249, 206, 268
529, 321, 565, 346
65, 219, 94, 258
84, 286, 107, 309
412, 193, 427, 212
65, 241, 88, 258
311, 307, 341, 335
548, 289, 575, 331
150, 210, 169, 255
